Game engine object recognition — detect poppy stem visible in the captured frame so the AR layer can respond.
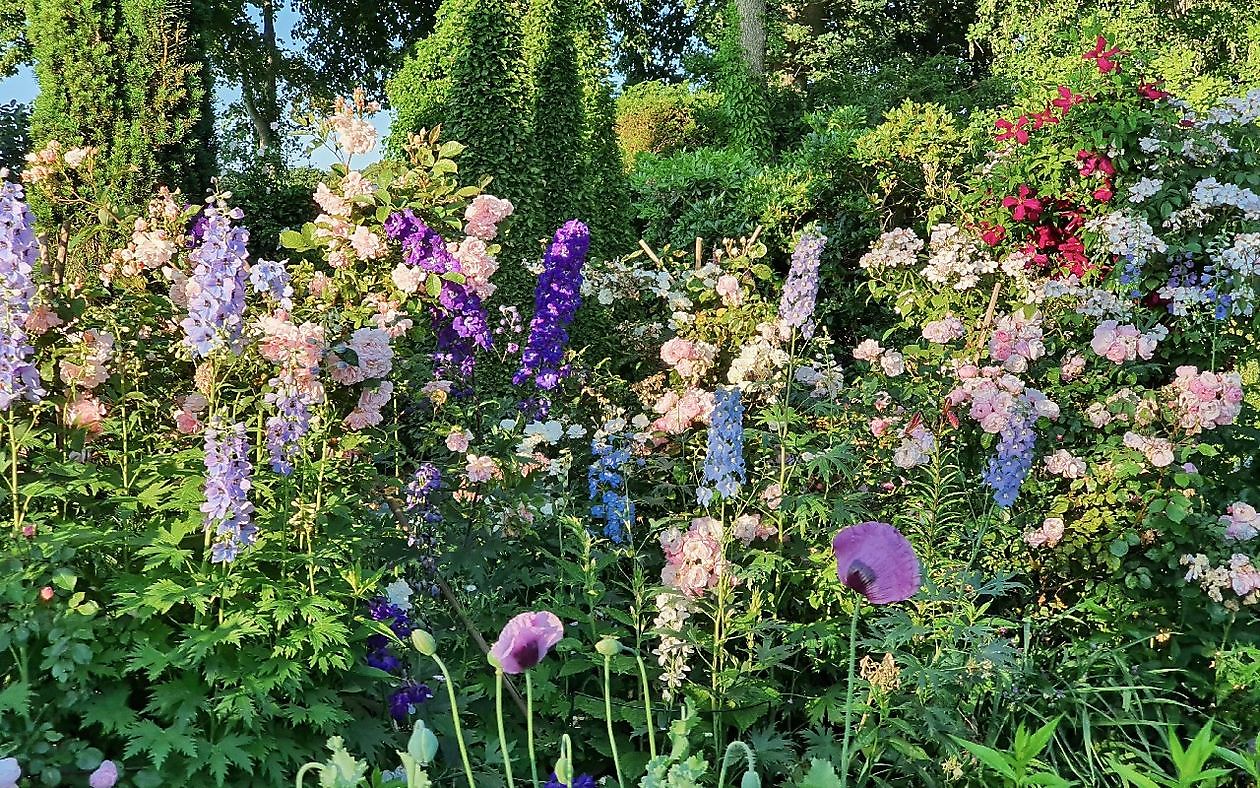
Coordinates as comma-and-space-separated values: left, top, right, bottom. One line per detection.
636, 652, 658, 759
527, 672, 540, 788
603, 652, 626, 787
840, 600, 862, 788
431, 653, 476, 788
497, 668, 517, 786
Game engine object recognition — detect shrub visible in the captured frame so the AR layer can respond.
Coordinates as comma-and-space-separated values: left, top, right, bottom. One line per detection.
614, 81, 723, 165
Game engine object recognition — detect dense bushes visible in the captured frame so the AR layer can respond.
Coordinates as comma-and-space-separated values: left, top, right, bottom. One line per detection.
614, 82, 723, 165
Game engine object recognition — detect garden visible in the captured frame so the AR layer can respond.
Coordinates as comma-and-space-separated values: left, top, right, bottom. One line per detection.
0, 0, 1258, 785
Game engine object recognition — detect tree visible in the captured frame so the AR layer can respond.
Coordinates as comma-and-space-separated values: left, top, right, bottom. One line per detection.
27, 0, 214, 211
0, 99, 28, 173
716, 0, 770, 151
525, 0, 584, 240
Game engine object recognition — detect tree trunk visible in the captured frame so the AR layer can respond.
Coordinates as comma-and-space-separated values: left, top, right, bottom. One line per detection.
735, 0, 765, 76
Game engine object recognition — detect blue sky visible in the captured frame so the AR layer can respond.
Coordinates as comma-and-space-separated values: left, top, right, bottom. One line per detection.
0, 12, 391, 170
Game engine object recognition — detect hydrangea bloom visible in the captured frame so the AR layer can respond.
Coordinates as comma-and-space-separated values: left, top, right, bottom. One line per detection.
699, 386, 745, 506
181, 203, 251, 358
1221, 502, 1258, 542
0, 178, 44, 409
202, 422, 257, 562
516, 221, 590, 390
778, 230, 827, 337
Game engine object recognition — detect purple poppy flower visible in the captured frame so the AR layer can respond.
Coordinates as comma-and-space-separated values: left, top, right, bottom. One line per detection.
832, 522, 921, 604
89, 760, 119, 788
489, 611, 564, 673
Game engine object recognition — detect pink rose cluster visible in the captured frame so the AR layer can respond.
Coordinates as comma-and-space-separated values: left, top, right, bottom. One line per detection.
946, 364, 1059, 434
1043, 449, 1086, 479
344, 381, 394, 430
987, 312, 1045, 373
1221, 502, 1259, 542
651, 388, 715, 434
174, 392, 209, 435
1182, 552, 1260, 605
450, 236, 498, 298
661, 516, 731, 598
921, 315, 965, 344
464, 195, 514, 241
1122, 431, 1176, 467
1166, 366, 1244, 434
853, 339, 904, 377
715, 274, 743, 306
660, 337, 716, 380
731, 513, 776, 545
893, 423, 936, 469
1089, 321, 1165, 364
256, 314, 326, 389
1025, 516, 1065, 549
329, 327, 393, 386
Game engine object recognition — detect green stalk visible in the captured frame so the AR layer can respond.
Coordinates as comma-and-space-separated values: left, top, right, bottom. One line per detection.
6, 412, 19, 532
527, 672, 540, 788
840, 601, 862, 788
432, 653, 476, 788
635, 652, 658, 759
603, 653, 626, 787
497, 668, 517, 786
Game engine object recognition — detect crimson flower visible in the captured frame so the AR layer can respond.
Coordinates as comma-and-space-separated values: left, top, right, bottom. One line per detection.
995, 116, 1030, 144
1083, 35, 1121, 74
980, 223, 1007, 246
1092, 181, 1114, 203
1052, 86, 1086, 115
490, 611, 564, 673
1002, 185, 1043, 223
1031, 107, 1059, 129
1032, 225, 1060, 250
1138, 81, 1169, 100
832, 522, 921, 605
1076, 150, 1115, 177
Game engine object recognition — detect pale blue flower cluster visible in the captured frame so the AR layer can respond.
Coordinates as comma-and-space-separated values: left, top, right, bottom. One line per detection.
699, 386, 746, 506
589, 433, 635, 543
0, 178, 44, 410
778, 230, 828, 338
202, 421, 257, 562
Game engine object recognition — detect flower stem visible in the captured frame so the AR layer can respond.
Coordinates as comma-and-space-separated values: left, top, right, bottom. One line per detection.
840, 601, 862, 788
635, 652, 658, 760
497, 668, 516, 786
6, 412, 20, 532
432, 653, 476, 788
527, 672, 540, 788
604, 653, 626, 788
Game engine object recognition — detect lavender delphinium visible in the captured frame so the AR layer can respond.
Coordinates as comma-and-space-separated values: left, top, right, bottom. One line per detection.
249, 257, 293, 309
202, 421, 257, 562
0, 177, 44, 409
589, 433, 634, 543
264, 382, 313, 474
778, 230, 828, 338
405, 463, 442, 593
699, 386, 746, 506
515, 220, 590, 391
983, 400, 1037, 507
181, 202, 251, 357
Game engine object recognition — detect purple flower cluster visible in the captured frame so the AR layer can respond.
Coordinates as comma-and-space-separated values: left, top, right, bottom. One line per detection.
699, 386, 746, 506
181, 204, 251, 358
264, 382, 314, 475
386, 211, 492, 381
384, 210, 457, 273
404, 464, 442, 592
983, 401, 1037, 507
514, 220, 590, 390
778, 230, 828, 338
546, 774, 597, 788
0, 178, 44, 410
388, 681, 434, 721
202, 422, 257, 562
367, 594, 414, 673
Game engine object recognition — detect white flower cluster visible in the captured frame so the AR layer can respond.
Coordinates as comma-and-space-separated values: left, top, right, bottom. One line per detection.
726, 322, 789, 391
1189, 177, 1260, 220
792, 359, 845, 400
920, 224, 995, 290
1127, 177, 1163, 204
1086, 211, 1167, 263
1200, 88, 1260, 126
1036, 276, 1133, 320
652, 592, 695, 699
859, 228, 923, 270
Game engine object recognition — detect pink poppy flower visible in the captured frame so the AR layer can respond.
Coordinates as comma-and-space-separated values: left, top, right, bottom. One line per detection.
490, 611, 564, 673
832, 522, 921, 605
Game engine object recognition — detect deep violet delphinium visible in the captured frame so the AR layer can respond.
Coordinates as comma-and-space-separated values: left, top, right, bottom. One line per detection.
366, 594, 415, 674
699, 386, 746, 506
545, 774, 597, 788
778, 229, 828, 338
202, 421, 257, 562
983, 400, 1038, 507
181, 203, 251, 358
515, 220, 591, 391
388, 681, 434, 721
386, 210, 492, 382
0, 177, 44, 410
588, 433, 635, 543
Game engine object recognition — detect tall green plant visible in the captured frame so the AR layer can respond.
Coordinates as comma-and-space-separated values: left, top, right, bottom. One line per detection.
715, 1, 771, 153
523, 0, 583, 242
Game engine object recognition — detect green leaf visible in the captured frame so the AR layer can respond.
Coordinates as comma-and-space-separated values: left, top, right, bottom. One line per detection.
796, 759, 843, 788
955, 739, 1018, 780
1108, 759, 1161, 788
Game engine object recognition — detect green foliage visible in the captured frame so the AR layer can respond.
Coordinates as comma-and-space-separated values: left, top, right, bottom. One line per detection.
0, 98, 28, 173
955, 717, 1071, 787
27, 0, 214, 223
218, 163, 323, 260
628, 147, 760, 248
614, 81, 724, 165
715, 2, 771, 153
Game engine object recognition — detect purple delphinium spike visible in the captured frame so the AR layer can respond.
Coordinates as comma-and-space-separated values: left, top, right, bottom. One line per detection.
0, 177, 45, 409
515, 220, 590, 390
181, 202, 251, 358
778, 230, 828, 338
832, 522, 921, 604
202, 421, 257, 562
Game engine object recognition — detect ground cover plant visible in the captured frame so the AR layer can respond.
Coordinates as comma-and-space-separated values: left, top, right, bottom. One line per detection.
0, 15, 1258, 788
